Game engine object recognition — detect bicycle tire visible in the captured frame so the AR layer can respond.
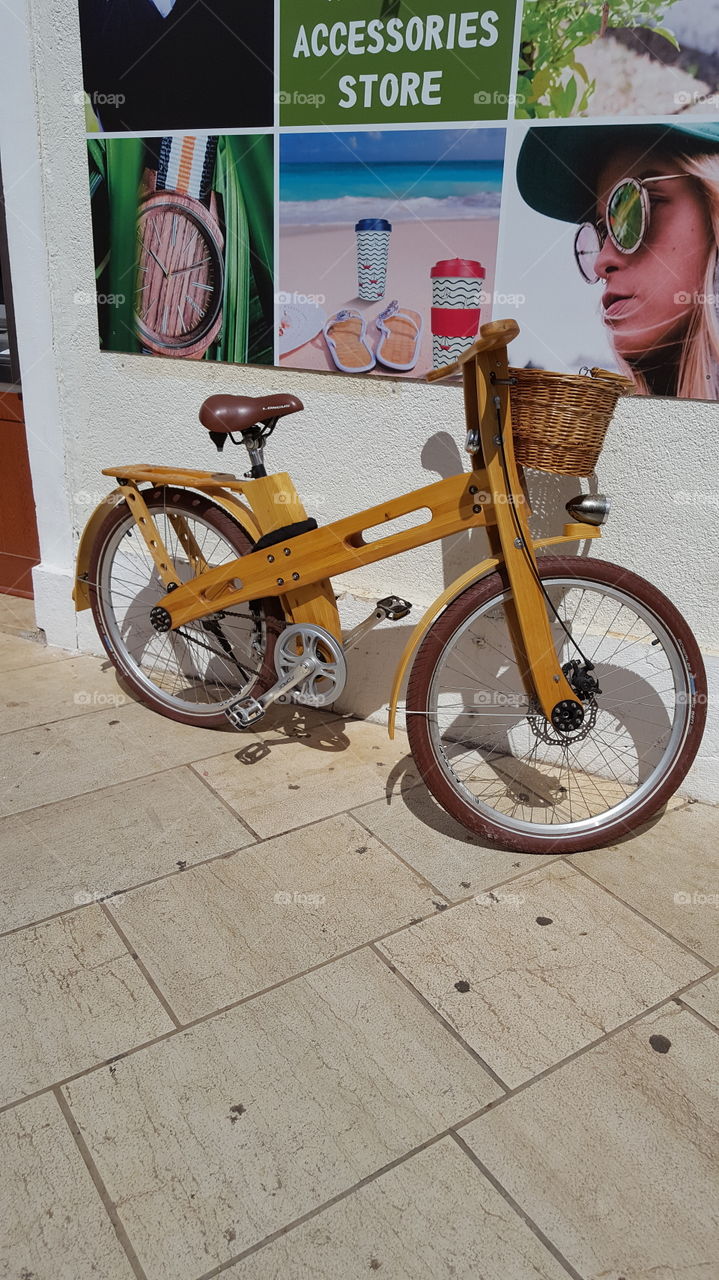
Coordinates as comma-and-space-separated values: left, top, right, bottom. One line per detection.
88, 487, 284, 728
407, 556, 707, 854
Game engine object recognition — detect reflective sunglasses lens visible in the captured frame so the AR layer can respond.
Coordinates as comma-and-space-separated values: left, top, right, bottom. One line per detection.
608, 180, 644, 252
575, 222, 601, 282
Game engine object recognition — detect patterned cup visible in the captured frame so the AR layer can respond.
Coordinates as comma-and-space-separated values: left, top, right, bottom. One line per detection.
356, 219, 392, 301
431, 258, 486, 368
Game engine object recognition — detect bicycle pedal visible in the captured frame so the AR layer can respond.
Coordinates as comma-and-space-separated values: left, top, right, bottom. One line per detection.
225, 695, 265, 730
376, 595, 413, 621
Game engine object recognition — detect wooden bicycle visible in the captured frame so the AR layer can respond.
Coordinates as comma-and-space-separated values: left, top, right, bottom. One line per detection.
74, 319, 707, 853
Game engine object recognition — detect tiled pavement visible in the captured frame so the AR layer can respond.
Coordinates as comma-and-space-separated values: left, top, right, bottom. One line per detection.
0, 595, 717, 1280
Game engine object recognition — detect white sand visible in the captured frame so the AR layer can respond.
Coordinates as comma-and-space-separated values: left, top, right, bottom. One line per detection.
279, 219, 500, 379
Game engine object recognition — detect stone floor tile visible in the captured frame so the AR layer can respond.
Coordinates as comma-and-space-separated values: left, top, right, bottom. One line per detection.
0, 1091, 135, 1279
64, 949, 500, 1280
0, 701, 244, 817
225, 1138, 570, 1280
0, 906, 173, 1105
574, 802, 719, 962
194, 714, 418, 838
461, 1005, 719, 1280
0, 766, 252, 935
379, 860, 707, 1086
354, 784, 559, 900
0, 654, 130, 733
110, 812, 439, 1020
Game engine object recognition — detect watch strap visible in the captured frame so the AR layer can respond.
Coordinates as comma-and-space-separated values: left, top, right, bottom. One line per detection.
156, 136, 217, 202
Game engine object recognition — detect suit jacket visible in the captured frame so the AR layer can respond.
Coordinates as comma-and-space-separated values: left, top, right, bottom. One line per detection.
79, 0, 274, 131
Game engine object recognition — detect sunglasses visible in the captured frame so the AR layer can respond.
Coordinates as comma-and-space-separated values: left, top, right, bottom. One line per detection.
574, 174, 686, 283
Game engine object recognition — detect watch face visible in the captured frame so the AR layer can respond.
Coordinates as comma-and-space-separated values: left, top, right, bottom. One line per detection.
136, 196, 224, 354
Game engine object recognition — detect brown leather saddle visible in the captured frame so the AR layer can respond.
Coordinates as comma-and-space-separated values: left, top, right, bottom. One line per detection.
199, 393, 304, 439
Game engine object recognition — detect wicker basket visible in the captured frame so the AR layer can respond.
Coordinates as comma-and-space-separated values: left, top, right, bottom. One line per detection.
509, 366, 633, 477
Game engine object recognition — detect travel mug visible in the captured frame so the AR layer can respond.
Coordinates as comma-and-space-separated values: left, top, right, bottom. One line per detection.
430, 258, 486, 367
355, 218, 392, 301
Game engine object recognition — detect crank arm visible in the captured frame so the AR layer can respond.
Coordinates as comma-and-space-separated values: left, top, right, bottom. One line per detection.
225, 656, 317, 730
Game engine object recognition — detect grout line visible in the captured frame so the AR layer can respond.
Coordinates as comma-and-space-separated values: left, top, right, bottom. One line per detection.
54, 1087, 150, 1280
370, 942, 510, 1094
190, 760, 262, 843
349, 808, 450, 901
449, 1131, 583, 1280
100, 902, 183, 1030
449, 971, 719, 1130
191, 1130, 459, 1279
563, 857, 718, 970
674, 996, 719, 1035
0, 917, 463, 1118
0, 753, 246, 823
3, 952, 714, 1123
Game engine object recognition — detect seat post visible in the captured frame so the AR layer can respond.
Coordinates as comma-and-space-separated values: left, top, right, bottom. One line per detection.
243, 425, 271, 478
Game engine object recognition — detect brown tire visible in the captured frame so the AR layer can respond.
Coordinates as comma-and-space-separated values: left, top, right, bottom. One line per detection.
88, 487, 285, 728
407, 556, 707, 854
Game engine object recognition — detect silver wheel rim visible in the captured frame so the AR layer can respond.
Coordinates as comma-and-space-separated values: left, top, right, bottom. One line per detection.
96, 501, 265, 717
424, 576, 693, 841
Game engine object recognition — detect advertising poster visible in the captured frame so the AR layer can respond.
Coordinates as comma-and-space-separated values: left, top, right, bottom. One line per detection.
78, 1, 719, 400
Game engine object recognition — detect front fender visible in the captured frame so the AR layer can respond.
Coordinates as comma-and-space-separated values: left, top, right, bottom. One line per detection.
387, 528, 600, 738
73, 487, 263, 611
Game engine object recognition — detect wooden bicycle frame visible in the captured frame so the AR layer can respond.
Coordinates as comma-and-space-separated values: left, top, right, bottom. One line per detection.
74, 320, 594, 724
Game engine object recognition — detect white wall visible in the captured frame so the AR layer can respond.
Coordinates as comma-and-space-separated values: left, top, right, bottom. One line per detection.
1, 0, 717, 801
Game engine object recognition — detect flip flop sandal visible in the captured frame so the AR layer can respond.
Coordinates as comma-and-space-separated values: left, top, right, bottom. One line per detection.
375, 301, 423, 371
323, 309, 376, 374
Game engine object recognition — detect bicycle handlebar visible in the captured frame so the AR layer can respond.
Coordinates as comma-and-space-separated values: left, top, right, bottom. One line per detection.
427, 318, 520, 382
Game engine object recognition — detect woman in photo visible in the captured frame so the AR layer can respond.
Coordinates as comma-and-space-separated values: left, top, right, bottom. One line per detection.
517, 122, 719, 398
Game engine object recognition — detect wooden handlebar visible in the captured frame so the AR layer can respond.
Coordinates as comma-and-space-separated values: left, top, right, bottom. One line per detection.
427, 318, 520, 382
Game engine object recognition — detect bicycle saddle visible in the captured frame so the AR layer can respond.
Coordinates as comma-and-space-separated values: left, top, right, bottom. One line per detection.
199, 394, 304, 436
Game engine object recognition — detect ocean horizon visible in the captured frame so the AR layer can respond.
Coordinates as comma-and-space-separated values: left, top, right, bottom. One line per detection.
280, 160, 503, 224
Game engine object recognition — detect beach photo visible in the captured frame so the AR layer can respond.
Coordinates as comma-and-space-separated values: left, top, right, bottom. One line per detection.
278, 128, 506, 380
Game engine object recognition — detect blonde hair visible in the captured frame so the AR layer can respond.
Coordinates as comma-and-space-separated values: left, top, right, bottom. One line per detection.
617, 151, 719, 400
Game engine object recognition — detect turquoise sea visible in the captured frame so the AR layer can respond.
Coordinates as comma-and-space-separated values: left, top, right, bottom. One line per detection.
280, 160, 503, 223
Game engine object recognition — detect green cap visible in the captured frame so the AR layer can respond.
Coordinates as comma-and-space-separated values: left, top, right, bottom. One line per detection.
517, 122, 719, 224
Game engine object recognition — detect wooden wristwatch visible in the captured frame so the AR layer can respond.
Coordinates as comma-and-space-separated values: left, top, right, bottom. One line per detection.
136, 136, 225, 359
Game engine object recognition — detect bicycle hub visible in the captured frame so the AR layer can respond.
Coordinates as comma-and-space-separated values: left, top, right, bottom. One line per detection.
551, 699, 585, 733
150, 606, 172, 633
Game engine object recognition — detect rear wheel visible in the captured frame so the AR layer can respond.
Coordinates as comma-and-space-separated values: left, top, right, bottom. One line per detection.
88, 487, 284, 728
407, 556, 706, 854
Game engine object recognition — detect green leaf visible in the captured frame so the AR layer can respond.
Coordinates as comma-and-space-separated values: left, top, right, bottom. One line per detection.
650, 25, 680, 50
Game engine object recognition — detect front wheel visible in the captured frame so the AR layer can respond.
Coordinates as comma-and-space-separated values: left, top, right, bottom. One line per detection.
407, 556, 706, 854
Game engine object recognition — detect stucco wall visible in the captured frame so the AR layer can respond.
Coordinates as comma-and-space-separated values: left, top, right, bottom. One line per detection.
2, 0, 717, 801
